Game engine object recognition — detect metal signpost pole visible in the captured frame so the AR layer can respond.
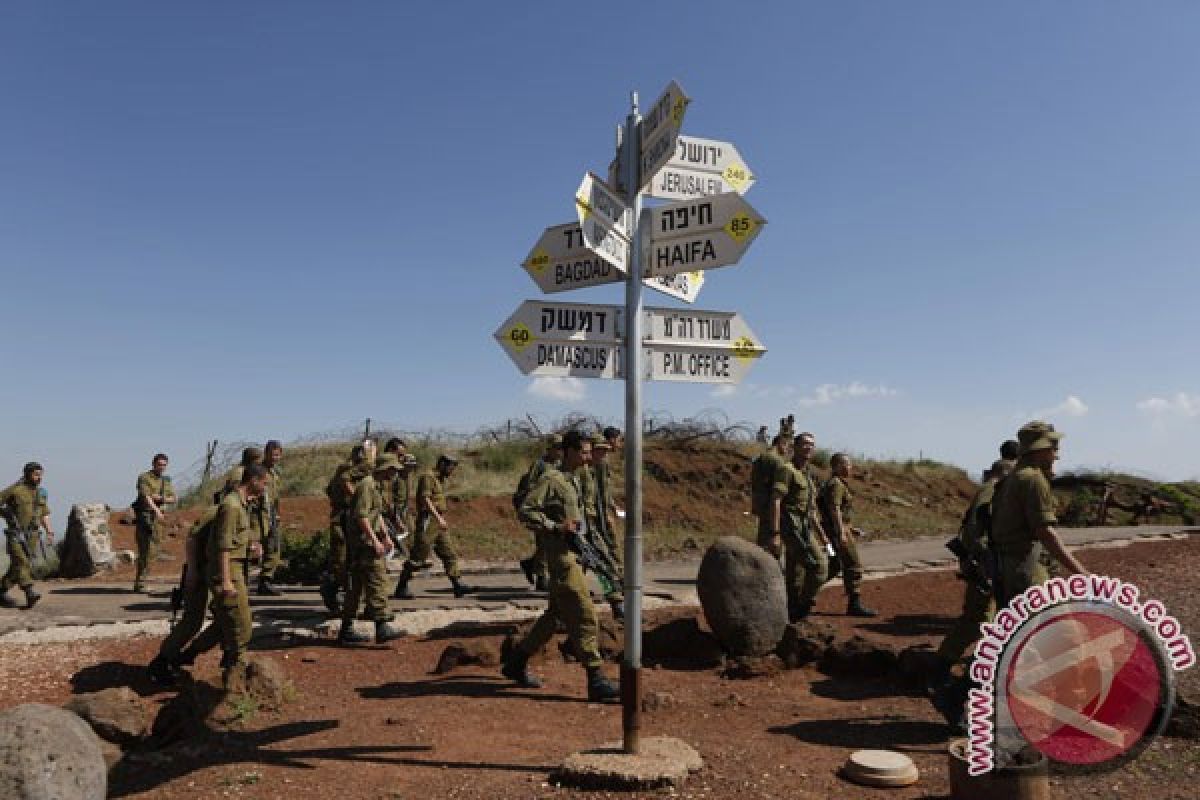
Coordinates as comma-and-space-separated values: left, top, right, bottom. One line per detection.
621, 90, 644, 755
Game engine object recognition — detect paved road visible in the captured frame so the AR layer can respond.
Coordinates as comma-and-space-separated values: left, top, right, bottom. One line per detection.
1, 525, 1193, 639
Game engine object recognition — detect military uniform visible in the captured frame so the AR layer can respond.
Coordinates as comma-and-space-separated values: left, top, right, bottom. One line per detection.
990, 462, 1058, 607
819, 476, 866, 602
936, 480, 999, 665
512, 466, 603, 668
257, 465, 283, 586
577, 462, 622, 604
590, 453, 624, 593
1, 480, 49, 599
342, 473, 395, 625
324, 460, 368, 594
155, 507, 221, 668
133, 469, 174, 591
773, 461, 827, 619
751, 448, 787, 552
406, 469, 461, 578
518, 457, 553, 586
206, 490, 254, 676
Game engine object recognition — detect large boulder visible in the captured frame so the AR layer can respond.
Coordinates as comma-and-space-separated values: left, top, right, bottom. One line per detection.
0, 703, 107, 800
59, 504, 116, 578
64, 688, 152, 748
696, 536, 788, 657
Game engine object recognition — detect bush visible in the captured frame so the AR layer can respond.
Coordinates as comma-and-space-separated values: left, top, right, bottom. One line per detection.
274, 530, 330, 585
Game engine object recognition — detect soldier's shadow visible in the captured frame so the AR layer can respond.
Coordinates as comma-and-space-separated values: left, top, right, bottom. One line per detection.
859, 613, 957, 638
70, 660, 162, 698
358, 674, 582, 705
768, 715, 949, 754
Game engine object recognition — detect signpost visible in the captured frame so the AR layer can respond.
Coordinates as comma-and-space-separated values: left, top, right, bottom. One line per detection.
496, 79, 767, 757
647, 134, 757, 201
643, 192, 767, 279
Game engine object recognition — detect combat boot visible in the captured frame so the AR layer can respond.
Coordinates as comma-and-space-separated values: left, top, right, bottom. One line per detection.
374, 619, 404, 643
147, 656, 175, 687
337, 619, 370, 645
0, 590, 17, 608
256, 579, 283, 597
501, 652, 543, 689
23, 586, 41, 609
450, 576, 473, 599
319, 576, 341, 614
392, 565, 415, 600
586, 667, 620, 703
847, 595, 877, 618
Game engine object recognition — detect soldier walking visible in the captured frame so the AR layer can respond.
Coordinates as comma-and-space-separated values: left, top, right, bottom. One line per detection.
517, 435, 562, 591
337, 454, 405, 644
587, 434, 624, 618
0, 462, 54, 609
320, 444, 370, 613
500, 431, 620, 702
256, 440, 285, 596
132, 454, 176, 593
819, 453, 876, 617
752, 434, 791, 557
769, 433, 831, 621
393, 455, 473, 599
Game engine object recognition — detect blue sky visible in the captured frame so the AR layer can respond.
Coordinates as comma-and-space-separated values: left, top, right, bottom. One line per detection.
2, 2, 1197, 527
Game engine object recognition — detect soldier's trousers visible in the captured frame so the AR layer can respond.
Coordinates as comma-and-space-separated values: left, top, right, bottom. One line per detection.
936, 581, 994, 665
526, 530, 547, 580
995, 545, 1050, 609
515, 535, 602, 669
1, 535, 33, 590
833, 533, 864, 597
134, 513, 160, 585
406, 513, 460, 578
342, 543, 393, 624
208, 568, 252, 670
782, 518, 828, 616
260, 530, 281, 581
158, 578, 215, 662
327, 512, 347, 589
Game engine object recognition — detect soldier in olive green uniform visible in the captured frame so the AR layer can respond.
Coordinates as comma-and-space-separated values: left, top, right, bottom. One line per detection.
769, 434, 831, 621
337, 454, 405, 644
133, 454, 176, 593
148, 505, 221, 684
989, 421, 1087, 608
752, 435, 791, 557
501, 431, 620, 703
393, 455, 473, 599
518, 435, 562, 591
933, 458, 1013, 679
587, 434, 624, 617
0, 462, 54, 609
320, 445, 369, 613
207, 465, 268, 684
575, 436, 623, 617
379, 439, 416, 559
256, 441, 285, 596
819, 453, 875, 617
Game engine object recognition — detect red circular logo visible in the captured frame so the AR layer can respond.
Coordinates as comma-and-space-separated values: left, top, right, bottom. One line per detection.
1002, 606, 1172, 767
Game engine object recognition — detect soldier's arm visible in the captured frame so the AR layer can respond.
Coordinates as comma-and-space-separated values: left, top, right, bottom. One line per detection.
214, 505, 237, 594
138, 474, 165, 518
352, 484, 382, 547
824, 483, 848, 545
519, 476, 567, 533
1026, 479, 1086, 574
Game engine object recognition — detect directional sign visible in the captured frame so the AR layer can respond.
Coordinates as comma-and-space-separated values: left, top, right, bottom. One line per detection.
643, 306, 766, 384
523, 222, 625, 294
494, 300, 624, 379
638, 80, 690, 190
648, 134, 756, 201
644, 342, 761, 384
643, 271, 704, 304
575, 172, 630, 271
642, 192, 767, 279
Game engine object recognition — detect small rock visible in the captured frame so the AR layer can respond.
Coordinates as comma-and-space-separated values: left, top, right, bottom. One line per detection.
115, 550, 136, 565
720, 655, 783, 680
776, 620, 837, 669
224, 655, 293, 712
64, 688, 152, 748
641, 691, 678, 713
819, 635, 899, 678
434, 641, 501, 674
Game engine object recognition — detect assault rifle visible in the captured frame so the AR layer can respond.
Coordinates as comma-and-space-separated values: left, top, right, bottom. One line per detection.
568, 530, 620, 588
944, 536, 993, 596
266, 500, 282, 563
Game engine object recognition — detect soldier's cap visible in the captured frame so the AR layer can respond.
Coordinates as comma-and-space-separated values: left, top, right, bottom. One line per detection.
590, 434, 611, 450
1017, 420, 1064, 455
374, 453, 404, 473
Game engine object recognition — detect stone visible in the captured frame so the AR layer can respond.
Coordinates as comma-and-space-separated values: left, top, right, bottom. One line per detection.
60, 504, 116, 579
819, 635, 899, 678
433, 641, 501, 674
0, 703, 107, 800
64, 688, 151, 748
553, 736, 703, 791
841, 749, 919, 788
224, 656, 293, 712
643, 616, 723, 669
115, 550, 136, 565
720, 654, 783, 680
776, 620, 837, 669
641, 691, 678, 713
696, 536, 788, 657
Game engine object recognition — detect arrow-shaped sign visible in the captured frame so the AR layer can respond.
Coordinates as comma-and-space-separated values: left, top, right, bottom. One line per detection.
638, 80, 690, 190
648, 134, 756, 201
575, 172, 630, 271
642, 192, 767, 279
643, 306, 766, 384
494, 300, 625, 380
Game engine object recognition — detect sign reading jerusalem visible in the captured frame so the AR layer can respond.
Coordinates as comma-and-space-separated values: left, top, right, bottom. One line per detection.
648, 134, 756, 201
642, 192, 766, 279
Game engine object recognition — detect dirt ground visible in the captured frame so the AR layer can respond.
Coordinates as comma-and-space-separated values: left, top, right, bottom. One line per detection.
4, 538, 1197, 799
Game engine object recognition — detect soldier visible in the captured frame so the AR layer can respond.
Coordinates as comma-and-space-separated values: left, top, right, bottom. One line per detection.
752, 435, 791, 557
0, 462, 54, 609
990, 421, 1087, 607
147, 504, 220, 685
819, 453, 876, 617
255, 440, 285, 596
132, 453, 176, 593
337, 454, 405, 644
207, 464, 267, 685
932, 458, 1014, 683
517, 435, 562, 591
770, 433, 831, 621
581, 434, 623, 618
500, 431, 620, 702
393, 455, 474, 599
320, 444, 369, 613
380, 438, 415, 558
779, 414, 796, 442
216, 447, 262, 502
